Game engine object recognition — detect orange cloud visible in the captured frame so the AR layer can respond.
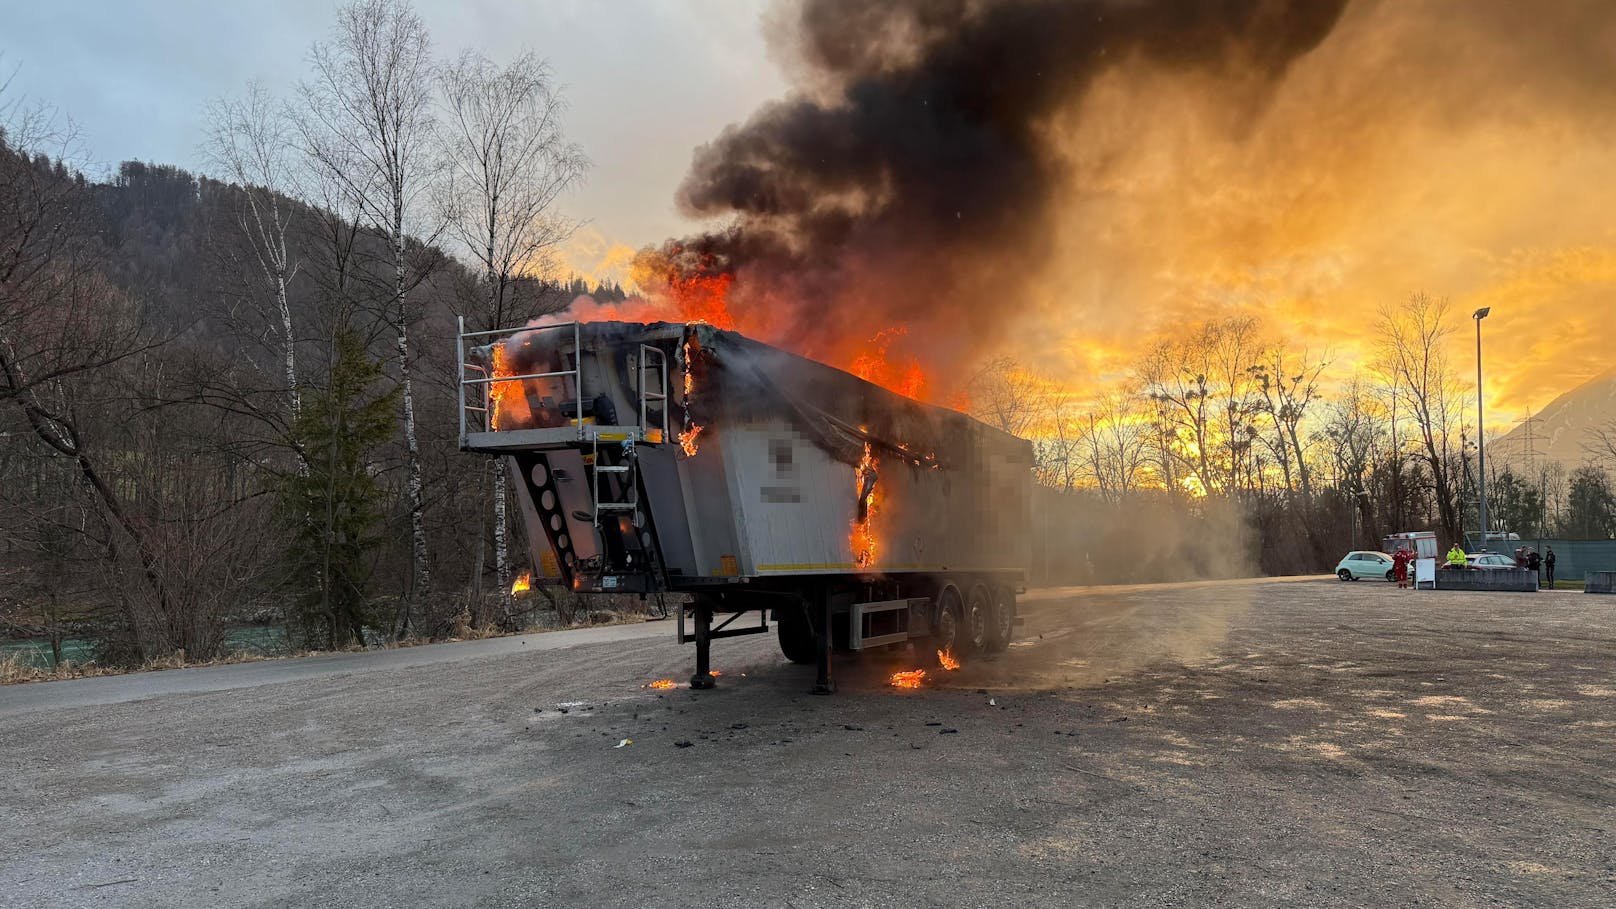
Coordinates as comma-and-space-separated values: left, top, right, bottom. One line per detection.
1003, 0, 1616, 427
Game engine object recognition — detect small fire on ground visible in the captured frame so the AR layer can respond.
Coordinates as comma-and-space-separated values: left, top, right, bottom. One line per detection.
937, 650, 960, 671
889, 668, 927, 689
511, 571, 532, 595
647, 679, 677, 690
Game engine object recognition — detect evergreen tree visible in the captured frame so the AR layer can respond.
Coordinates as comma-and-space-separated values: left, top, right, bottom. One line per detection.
1488, 467, 1544, 538
281, 330, 400, 649
1559, 466, 1616, 539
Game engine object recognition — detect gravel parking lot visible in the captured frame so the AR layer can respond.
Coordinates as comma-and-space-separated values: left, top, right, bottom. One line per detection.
3, 578, 1613, 908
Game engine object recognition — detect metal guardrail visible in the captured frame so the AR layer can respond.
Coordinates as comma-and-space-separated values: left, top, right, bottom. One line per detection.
638, 343, 669, 444
456, 317, 583, 447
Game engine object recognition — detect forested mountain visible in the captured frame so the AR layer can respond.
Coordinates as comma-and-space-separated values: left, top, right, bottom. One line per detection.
0, 123, 614, 661
1493, 368, 1616, 474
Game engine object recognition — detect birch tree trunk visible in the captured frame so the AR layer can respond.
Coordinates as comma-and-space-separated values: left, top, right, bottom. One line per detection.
438, 49, 585, 621
203, 82, 304, 472
299, 0, 441, 635
396, 224, 430, 626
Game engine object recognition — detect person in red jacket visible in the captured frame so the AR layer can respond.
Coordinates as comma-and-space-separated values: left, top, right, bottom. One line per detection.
1393, 547, 1412, 589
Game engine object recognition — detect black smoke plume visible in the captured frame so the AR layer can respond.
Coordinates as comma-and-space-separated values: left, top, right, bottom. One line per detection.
655, 0, 1349, 381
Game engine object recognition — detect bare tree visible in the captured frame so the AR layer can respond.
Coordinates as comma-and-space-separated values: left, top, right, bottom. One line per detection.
1137, 323, 1219, 495
1317, 376, 1387, 527
297, 0, 439, 631
1252, 343, 1329, 499
1082, 390, 1150, 503
1032, 390, 1085, 491
1208, 317, 1265, 495
1586, 417, 1616, 470
438, 49, 585, 616
966, 357, 1047, 438
1377, 293, 1465, 542
202, 82, 304, 429
0, 101, 200, 657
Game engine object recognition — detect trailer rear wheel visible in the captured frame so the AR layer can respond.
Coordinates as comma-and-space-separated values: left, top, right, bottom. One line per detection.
986, 584, 1015, 652
964, 583, 992, 655
932, 585, 965, 661
777, 607, 818, 665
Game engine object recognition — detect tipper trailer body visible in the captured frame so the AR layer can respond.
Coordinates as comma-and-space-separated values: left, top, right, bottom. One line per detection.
457, 319, 1033, 691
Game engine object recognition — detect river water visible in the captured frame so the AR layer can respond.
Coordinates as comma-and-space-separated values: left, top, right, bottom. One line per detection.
0, 626, 292, 670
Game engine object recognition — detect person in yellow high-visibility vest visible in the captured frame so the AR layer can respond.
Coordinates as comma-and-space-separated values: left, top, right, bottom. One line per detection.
1446, 544, 1467, 568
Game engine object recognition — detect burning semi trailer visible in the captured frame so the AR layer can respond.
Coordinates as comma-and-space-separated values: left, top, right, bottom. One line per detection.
456, 319, 1033, 692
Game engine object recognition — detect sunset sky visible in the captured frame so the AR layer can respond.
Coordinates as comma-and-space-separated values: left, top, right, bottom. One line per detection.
4, 0, 1613, 425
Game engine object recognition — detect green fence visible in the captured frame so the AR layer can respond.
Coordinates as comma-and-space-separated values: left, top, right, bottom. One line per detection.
1518, 539, 1616, 582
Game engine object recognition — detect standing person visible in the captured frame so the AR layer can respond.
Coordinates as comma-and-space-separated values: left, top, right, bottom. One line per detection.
1446, 543, 1467, 569
1545, 547, 1557, 587
1527, 548, 1542, 577
1393, 547, 1411, 589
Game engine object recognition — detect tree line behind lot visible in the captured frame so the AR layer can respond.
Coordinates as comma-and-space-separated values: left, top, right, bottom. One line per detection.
976, 297, 1616, 585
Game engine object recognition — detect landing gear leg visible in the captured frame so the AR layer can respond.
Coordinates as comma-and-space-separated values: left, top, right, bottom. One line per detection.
811, 595, 835, 695
689, 601, 715, 690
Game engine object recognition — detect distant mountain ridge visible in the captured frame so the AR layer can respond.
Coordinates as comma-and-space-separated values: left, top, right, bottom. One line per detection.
1493, 367, 1616, 473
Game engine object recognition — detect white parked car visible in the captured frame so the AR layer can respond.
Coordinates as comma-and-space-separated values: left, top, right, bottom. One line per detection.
1335, 551, 1396, 582
1466, 553, 1517, 570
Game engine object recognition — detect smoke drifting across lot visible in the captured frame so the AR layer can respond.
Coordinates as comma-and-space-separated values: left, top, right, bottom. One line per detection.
638, 0, 1616, 415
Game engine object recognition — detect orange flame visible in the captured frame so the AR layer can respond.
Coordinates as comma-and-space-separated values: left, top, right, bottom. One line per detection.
511, 571, 532, 595
678, 332, 704, 456
647, 679, 677, 690
556, 249, 737, 328
660, 270, 735, 328
678, 424, 704, 457
889, 668, 927, 689
849, 326, 927, 400
488, 345, 532, 431
937, 649, 960, 671
850, 441, 879, 569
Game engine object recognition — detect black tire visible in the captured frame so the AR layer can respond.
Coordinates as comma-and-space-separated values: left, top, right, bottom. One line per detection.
963, 583, 992, 655
932, 585, 965, 661
1337, 569, 1352, 581
986, 584, 1015, 652
1385, 569, 1396, 582
776, 606, 818, 665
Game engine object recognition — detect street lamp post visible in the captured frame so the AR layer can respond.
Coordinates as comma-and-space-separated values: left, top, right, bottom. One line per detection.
1473, 307, 1491, 552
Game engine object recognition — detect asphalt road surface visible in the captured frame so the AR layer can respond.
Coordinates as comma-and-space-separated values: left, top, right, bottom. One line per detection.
4, 578, 1614, 908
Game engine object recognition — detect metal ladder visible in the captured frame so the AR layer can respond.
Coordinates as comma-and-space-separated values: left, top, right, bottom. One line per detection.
590, 436, 639, 528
